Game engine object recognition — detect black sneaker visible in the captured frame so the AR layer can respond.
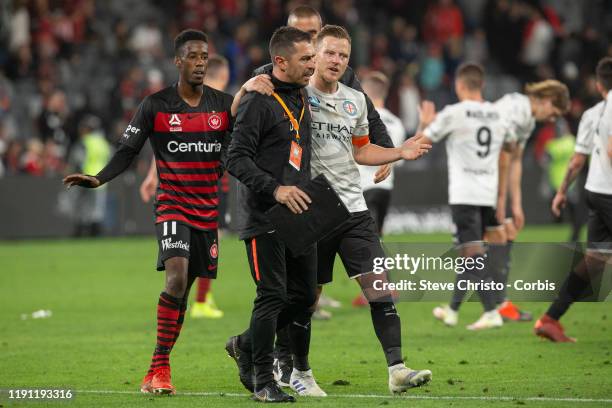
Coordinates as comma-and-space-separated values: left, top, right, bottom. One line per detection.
273, 358, 293, 387
252, 382, 296, 403
225, 335, 254, 392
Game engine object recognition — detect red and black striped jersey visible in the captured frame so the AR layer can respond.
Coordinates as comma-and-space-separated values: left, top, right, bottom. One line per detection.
119, 84, 233, 231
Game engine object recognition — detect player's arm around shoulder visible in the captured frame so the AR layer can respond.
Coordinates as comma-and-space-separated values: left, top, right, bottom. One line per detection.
230, 74, 274, 117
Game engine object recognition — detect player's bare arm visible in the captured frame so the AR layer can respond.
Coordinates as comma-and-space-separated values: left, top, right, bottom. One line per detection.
353, 134, 431, 165
139, 158, 158, 203
551, 153, 588, 217
508, 145, 525, 230
230, 74, 274, 116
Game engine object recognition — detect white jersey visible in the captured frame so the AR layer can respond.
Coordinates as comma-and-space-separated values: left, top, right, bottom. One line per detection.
308, 82, 369, 212
358, 108, 405, 191
577, 92, 612, 195
423, 100, 512, 207
495, 93, 535, 148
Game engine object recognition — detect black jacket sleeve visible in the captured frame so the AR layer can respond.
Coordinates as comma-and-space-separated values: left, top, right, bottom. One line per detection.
342, 67, 394, 148
227, 93, 280, 199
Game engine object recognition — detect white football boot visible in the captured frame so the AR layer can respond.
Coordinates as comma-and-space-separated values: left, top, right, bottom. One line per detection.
467, 310, 503, 330
433, 305, 458, 326
289, 369, 327, 397
388, 363, 432, 394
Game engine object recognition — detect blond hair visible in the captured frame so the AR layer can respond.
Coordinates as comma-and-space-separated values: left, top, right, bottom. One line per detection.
524, 80, 570, 113
315, 24, 351, 46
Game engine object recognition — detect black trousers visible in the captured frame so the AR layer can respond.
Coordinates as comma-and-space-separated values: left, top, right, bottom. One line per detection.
244, 231, 317, 387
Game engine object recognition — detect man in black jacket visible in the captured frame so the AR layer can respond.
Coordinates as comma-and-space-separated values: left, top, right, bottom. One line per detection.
225, 26, 320, 403
231, 5, 394, 182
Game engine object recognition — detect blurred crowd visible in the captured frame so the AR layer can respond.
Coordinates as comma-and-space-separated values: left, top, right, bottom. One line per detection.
1, 0, 611, 178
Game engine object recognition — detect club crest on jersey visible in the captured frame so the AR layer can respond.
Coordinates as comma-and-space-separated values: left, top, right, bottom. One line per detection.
169, 114, 182, 132
208, 114, 222, 130
210, 243, 218, 259
343, 100, 358, 116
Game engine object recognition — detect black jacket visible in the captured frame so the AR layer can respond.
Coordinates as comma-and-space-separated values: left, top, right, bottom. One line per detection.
227, 74, 312, 240
253, 63, 393, 148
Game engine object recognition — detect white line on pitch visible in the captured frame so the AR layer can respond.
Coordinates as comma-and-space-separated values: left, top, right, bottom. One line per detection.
75, 390, 612, 403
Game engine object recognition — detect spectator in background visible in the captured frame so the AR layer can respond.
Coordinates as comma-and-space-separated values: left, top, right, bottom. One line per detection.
21, 138, 44, 176
38, 89, 73, 151
68, 115, 110, 236
521, 3, 555, 74
3, 140, 22, 175
398, 70, 421, 135
422, 0, 464, 45
129, 18, 164, 61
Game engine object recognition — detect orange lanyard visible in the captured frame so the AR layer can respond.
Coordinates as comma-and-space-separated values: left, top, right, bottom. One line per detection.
272, 92, 305, 143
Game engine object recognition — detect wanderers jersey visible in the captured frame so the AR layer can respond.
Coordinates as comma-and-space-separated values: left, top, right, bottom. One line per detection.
120, 84, 233, 230
423, 100, 513, 207
576, 94, 612, 195
307, 82, 369, 213
494, 93, 535, 148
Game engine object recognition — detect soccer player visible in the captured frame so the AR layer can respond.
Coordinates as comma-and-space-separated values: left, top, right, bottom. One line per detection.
421, 63, 514, 330
63, 30, 233, 395
494, 80, 570, 321
228, 5, 398, 386
225, 26, 318, 403
139, 55, 231, 320
535, 57, 612, 342
358, 71, 407, 235
353, 71, 407, 307
291, 25, 432, 396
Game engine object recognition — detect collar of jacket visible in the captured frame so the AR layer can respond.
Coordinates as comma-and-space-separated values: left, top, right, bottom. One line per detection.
270, 72, 305, 93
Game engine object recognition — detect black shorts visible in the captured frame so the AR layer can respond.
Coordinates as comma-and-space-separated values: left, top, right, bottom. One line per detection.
450, 205, 501, 245
317, 211, 386, 285
586, 191, 612, 252
155, 220, 219, 279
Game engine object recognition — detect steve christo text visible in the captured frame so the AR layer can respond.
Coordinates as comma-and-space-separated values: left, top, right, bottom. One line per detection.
373, 279, 557, 292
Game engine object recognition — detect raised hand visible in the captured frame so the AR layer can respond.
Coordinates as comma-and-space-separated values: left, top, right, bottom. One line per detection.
399, 134, 432, 160
418, 100, 436, 129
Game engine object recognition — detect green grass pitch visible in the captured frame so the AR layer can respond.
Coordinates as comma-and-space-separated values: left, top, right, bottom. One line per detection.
1, 225, 611, 407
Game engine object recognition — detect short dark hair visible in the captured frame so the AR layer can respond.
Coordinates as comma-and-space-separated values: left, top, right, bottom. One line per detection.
174, 29, 208, 56
288, 5, 322, 25
455, 62, 485, 90
269, 26, 312, 62
596, 57, 612, 91
207, 55, 228, 78
315, 25, 351, 47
